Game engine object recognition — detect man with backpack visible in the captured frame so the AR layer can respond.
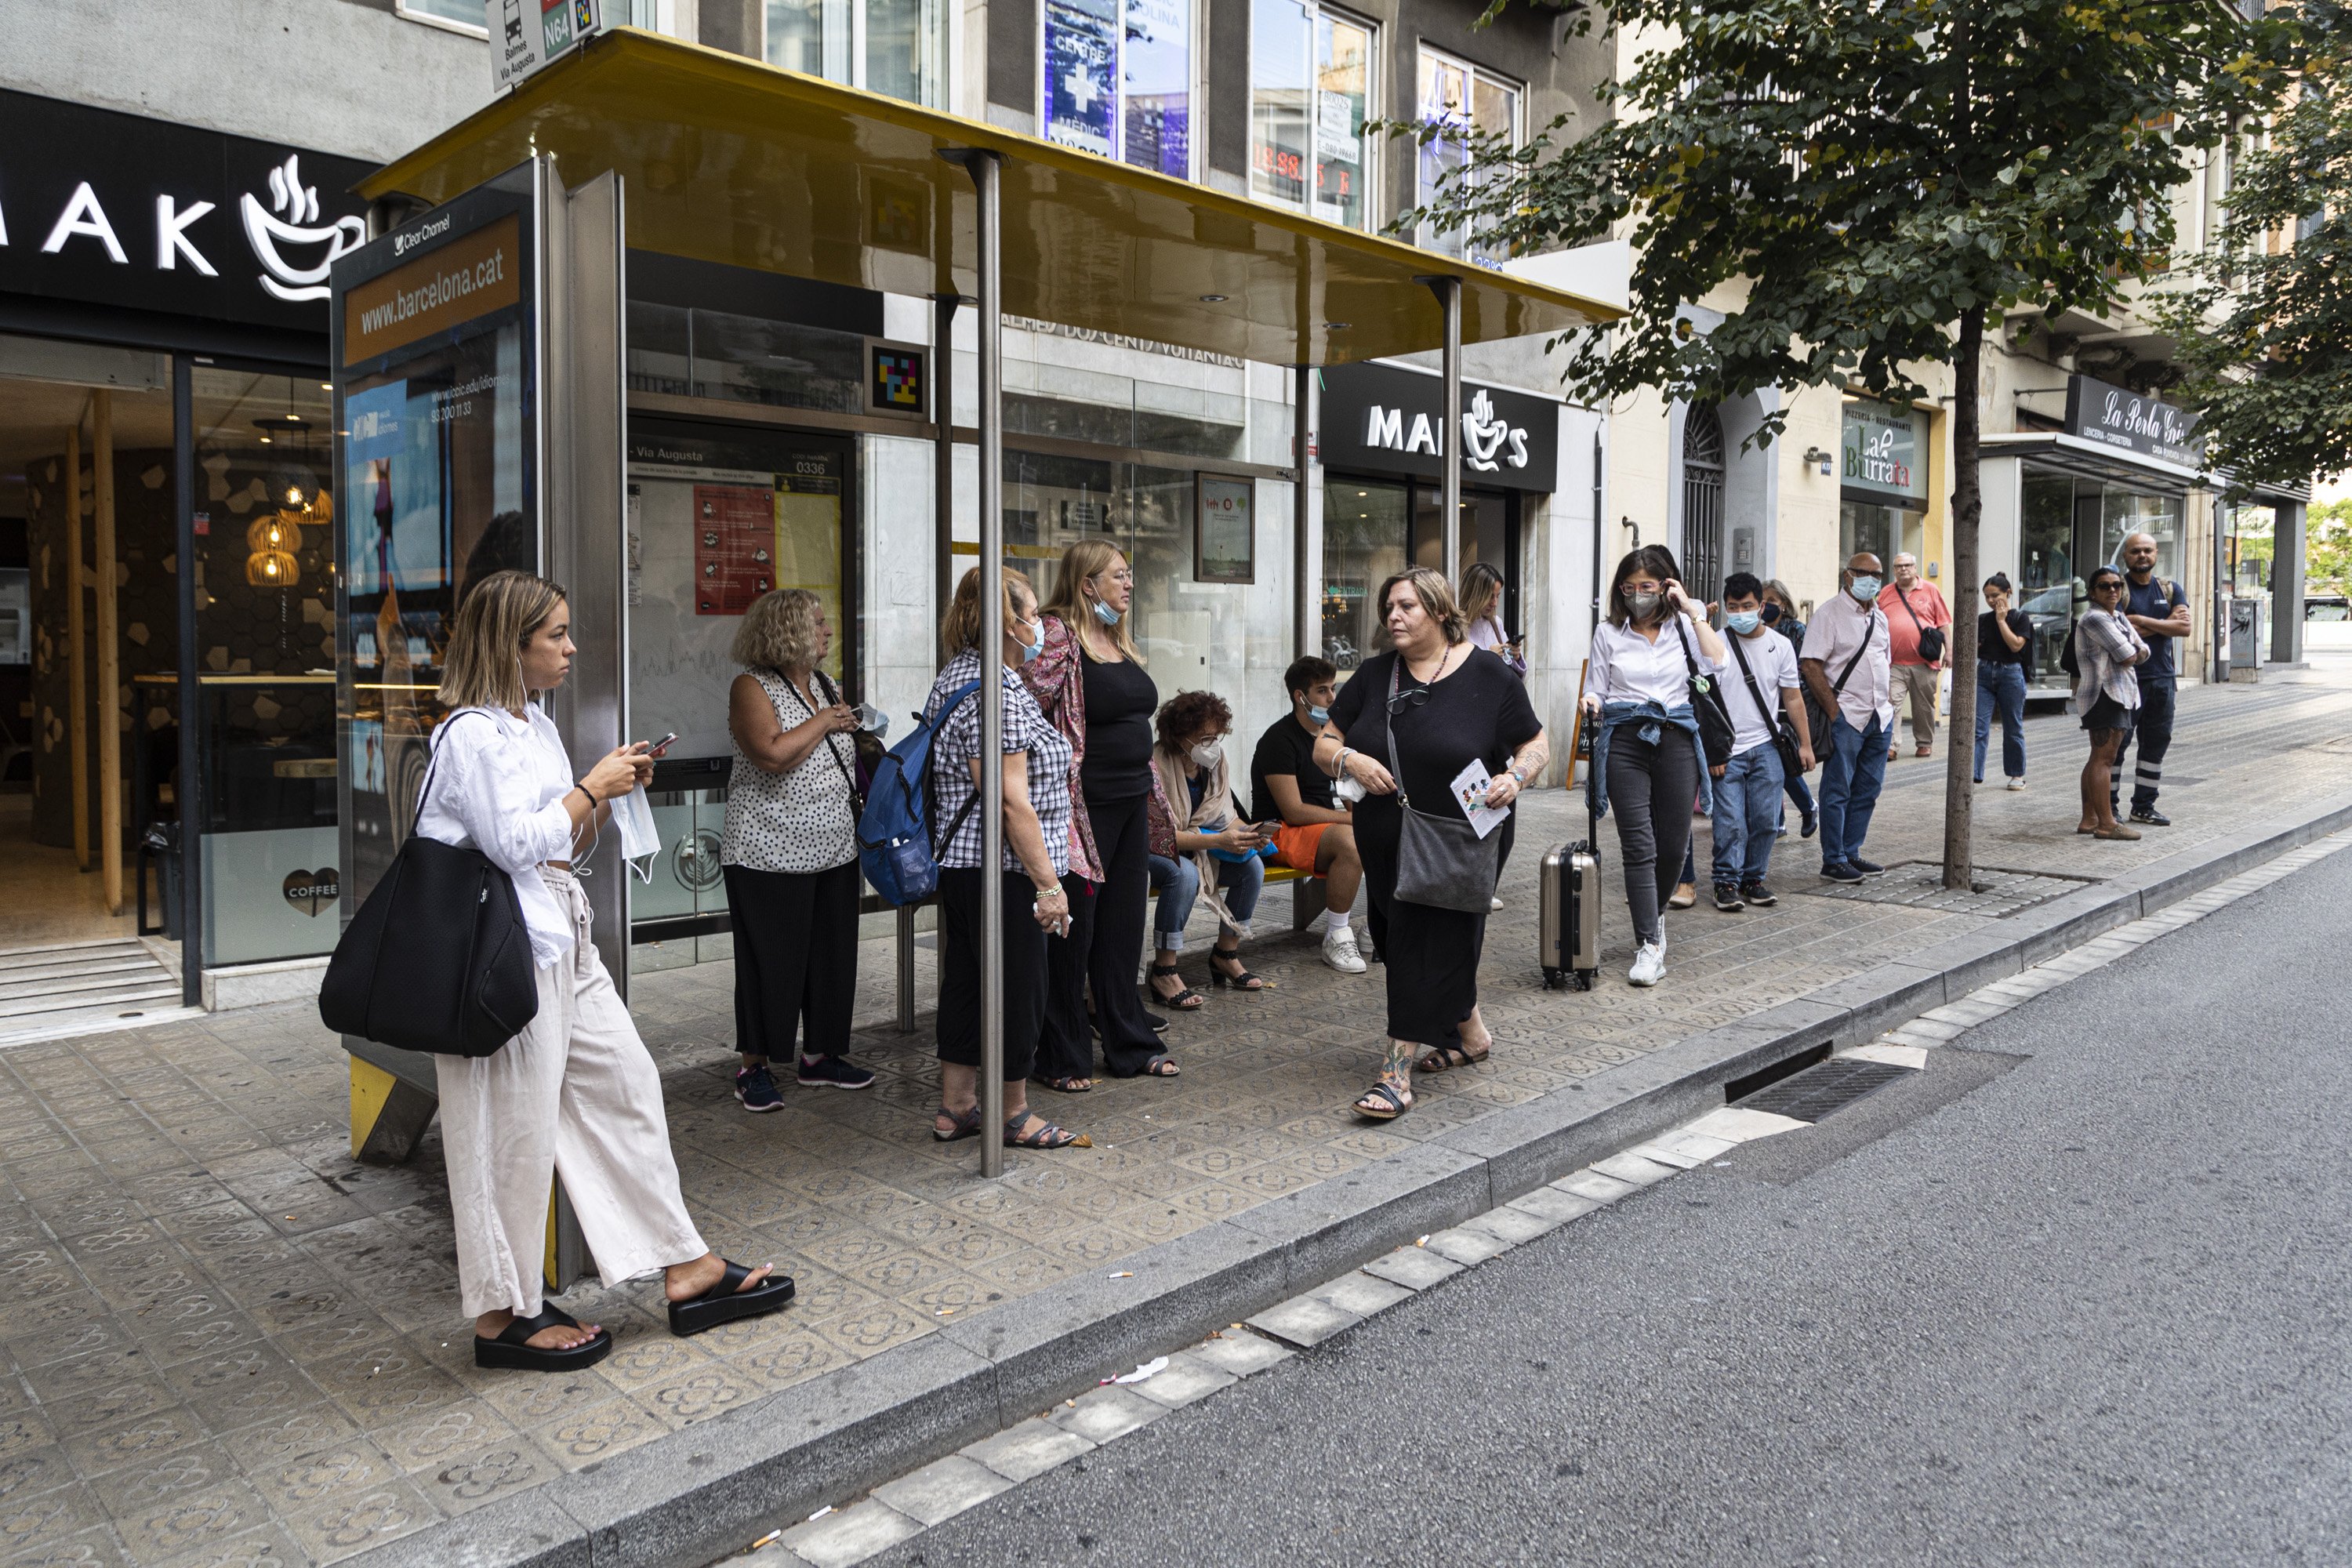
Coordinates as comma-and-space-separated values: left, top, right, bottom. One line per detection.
1878, 553, 1951, 760
2118, 531, 2191, 826
1803, 553, 1895, 884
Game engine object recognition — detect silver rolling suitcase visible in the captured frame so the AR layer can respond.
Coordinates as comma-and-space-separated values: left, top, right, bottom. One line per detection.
1540, 792, 1601, 991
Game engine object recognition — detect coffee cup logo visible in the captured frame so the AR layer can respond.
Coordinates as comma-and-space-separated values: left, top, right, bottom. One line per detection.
240, 155, 366, 303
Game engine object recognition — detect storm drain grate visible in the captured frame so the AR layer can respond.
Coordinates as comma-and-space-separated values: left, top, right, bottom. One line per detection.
1733, 1058, 1915, 1122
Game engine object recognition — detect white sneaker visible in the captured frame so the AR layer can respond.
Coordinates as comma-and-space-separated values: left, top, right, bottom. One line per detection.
1628, 942, 1666, 988
1322, 926, 1367, 974
2006, 777, 2027, 791
1489, 895, 1504, 911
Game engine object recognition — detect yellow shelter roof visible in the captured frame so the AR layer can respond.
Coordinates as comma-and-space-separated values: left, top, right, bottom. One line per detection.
361, 27, 1617, 366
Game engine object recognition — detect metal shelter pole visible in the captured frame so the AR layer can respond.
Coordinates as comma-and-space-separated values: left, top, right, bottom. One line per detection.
65, 413, 88, 873
94, 389, 123, 916
948, 148, 1007, 1178
1423, 276, 1464, 585
1294, 365, 1312, 659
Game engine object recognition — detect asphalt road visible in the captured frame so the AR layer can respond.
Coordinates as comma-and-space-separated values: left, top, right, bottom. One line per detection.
869, 841, 2352, 1568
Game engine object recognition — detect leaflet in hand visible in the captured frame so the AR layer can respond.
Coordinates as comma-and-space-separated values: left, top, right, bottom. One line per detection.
1449, 760, 1511, 840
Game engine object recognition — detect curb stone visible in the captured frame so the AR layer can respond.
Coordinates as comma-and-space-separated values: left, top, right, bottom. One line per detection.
346, 787, 2352, 1568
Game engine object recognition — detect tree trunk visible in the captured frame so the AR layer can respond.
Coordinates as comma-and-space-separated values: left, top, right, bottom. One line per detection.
1942, 306, 1984, 890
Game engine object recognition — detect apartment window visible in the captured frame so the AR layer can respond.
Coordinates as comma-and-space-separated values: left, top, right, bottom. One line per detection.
769, 0, 946, 107
1416, 48, 1520, 263
1042, 0, 1194, 176
1250, 2, 1376, 228
397, 0, 488, 34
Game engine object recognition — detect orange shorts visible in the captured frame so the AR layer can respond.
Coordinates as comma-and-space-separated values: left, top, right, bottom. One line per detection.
1270, 821, 1333, 872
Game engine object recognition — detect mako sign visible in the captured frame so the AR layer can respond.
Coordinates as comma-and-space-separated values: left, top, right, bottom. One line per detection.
1318, 361, 1559, 492
0, 87, 372, 336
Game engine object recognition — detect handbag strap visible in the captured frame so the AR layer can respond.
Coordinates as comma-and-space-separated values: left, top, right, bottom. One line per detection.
414, 708, 504, 818
1726, 630, 1782, 736
1830, 611, 1875, 695
1895, 585, 1929, 634
804, 670, 864, 802
1384, 655, 1412, 808
1670, 615, 1705, 689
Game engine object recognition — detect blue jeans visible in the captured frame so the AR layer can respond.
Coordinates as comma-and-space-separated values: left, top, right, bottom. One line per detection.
1710, 745, 1785, 887
1819, 714, 1888, 868
1147, 852, 1265, 949
1974, 664, 2027, 782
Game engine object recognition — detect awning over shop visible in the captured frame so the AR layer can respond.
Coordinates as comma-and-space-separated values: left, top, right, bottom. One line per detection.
1980, 432, 2205, 495
361, 28, 1617, 367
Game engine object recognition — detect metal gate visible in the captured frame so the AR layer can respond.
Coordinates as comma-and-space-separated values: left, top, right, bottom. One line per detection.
1681, 402, 1726, 604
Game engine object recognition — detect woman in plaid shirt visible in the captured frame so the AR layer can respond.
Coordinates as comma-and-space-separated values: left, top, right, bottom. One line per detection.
923, 568, 1090, 1149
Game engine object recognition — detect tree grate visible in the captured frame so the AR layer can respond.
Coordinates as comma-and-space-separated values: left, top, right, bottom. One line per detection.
1733, 1058, 1915, 1122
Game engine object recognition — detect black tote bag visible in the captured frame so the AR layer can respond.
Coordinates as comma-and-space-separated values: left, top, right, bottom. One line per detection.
319, 713, 541, 1058
1673, 619, 1738, 770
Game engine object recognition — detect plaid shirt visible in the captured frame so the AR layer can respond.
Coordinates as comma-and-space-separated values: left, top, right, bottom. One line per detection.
927, 648, 1073, 876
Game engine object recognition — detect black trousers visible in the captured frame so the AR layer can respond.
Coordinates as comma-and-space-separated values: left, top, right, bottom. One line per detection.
723, 860, 859, 1062
935, 868, 1047, 1081
1605, 728, 1700, 946
1037, 791, 1163, 1080
1356, 799, 1504, 1047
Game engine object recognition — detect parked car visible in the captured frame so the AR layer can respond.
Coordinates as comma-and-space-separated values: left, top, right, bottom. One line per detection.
2019, 583, 2077, 682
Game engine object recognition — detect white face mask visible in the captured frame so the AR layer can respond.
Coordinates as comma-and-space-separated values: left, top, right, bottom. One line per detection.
608, 784, 662, 883
1188, 739, 1224, 770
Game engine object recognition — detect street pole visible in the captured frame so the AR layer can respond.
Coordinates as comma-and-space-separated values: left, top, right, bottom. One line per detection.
1421, 276, 1465, 584
1294, 364, 1312, 659
946, 148, 1008, 1177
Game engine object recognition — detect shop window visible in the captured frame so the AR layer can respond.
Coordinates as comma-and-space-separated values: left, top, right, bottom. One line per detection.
1322, 478, 1408, 672
1251, 2, 1376, 229
2223, 503, 2274, 595
2019, 469, 2076, 683
192, 368, 347, 967
2101, 487, 2183, 582
397, 0, 488, 36
768, 0, 946, 107
1415, 48, 1519, 263
624, 303, 867, 415
1838, 501, 1922, 579
1043, 0, 1193, 178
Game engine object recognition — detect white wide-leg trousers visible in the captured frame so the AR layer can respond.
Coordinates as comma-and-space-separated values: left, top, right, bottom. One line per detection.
436, 866, 706, 1319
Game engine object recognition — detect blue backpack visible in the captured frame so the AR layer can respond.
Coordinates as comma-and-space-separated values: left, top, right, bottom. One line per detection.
857, 679, 981, 906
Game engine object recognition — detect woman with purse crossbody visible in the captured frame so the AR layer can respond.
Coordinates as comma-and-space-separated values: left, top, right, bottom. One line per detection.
720, 588, 873, 1111
1578, 546, 1727, 989
423, 571, 794, 1373
1316, 568, 1546, 1121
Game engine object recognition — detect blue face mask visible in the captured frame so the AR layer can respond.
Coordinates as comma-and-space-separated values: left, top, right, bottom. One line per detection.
1092, 600, 1122, 626
1307, 703, 1330, 724
1849, 575, 1882, 601
1017, 622, 1044, 663
1725, 610, 1762, 636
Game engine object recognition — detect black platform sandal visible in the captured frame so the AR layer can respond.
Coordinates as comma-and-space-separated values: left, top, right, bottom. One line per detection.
1147, 964, 1205, 1011
1352, 1077, 1413, 1121
1207, 949, 1269, 991
474, 1305, 612, 1373
933, 1104, 984, 1141
668, 1261, 796, 1337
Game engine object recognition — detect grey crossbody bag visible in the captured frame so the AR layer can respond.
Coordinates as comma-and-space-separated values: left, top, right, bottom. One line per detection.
1385, 654, 1502, 914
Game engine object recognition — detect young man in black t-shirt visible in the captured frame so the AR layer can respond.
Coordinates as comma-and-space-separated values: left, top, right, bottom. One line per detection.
2118, 532, 2190, 825
1249, 655, 1367, 973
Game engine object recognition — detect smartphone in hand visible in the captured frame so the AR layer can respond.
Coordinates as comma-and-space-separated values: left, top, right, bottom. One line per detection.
642, 732, 679, 758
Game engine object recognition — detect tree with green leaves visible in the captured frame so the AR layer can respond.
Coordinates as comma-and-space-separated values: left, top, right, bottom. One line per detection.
2308, 498, 2352, 593
1404, 0, 2286, 887
2163, 1, 2351, 494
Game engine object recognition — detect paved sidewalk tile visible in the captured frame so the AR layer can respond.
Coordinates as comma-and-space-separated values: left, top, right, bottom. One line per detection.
1310, 1271, 1417, 1317
1130, 1352, 1240, 1410
964, 1419, 1096, 1483
5, 671, 2347, 1563
1457, 1206, 1561, 1245
872, 1454, 1018, 1526
1047, 1385, 1169, 1444
1247, 1294, 1364, 1348
782, 1499, 925, 1568
1424, 1225, 1515, 1266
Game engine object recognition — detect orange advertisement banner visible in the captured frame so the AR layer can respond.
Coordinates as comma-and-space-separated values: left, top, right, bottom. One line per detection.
342, 215, 523, 366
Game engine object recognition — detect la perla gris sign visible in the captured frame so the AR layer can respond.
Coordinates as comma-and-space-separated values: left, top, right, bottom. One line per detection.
2063, 373, 2202, 469
0, 88, 375, 334
1318, 361, 1560, 492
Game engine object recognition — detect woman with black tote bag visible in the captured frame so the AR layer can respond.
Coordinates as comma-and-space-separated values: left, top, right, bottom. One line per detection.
418, 572, 794, 1370
1316, 568, 1547, 1121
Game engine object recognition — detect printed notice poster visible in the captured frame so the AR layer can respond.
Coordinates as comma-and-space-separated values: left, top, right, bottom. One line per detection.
1045, 0, 1120, 158
1196, 475, 1254, 583
693, 484, 777, 615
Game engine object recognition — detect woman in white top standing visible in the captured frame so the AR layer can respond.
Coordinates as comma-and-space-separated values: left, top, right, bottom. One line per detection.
1577, 545, 1726, 987
1459, 561, 1516, 665
720, 589, 873, 1111
422, 570, 794, 1372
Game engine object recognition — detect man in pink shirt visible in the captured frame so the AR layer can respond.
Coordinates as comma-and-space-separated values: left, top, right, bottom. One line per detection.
1878, 552, 1951, 760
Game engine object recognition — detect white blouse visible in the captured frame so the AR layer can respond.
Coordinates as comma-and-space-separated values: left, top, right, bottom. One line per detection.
1586, 615, 1701, 708
414, 705, 580, 971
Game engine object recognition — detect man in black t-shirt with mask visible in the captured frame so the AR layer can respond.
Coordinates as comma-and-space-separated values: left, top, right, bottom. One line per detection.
1250, 655, 1368, 973
2118, 531, 2190, 826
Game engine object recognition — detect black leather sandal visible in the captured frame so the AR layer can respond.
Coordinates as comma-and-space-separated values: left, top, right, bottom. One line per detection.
667, 1261, 796, 1337
1207, 949, 1269, 991
933, 1104, 984, 1141
1146, 964, 1205, 1010
474, 1305, 612, 1372
1353, 1078, 1413, 1121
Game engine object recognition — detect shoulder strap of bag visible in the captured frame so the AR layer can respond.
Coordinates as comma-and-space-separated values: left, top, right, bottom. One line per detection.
807, 670, 863, 800
1671, 615, 1708, 688
414, 708, 502, 818
1727, 630, 1780, 729
1831, 611, 1875, 695
1383, 655, 1410, 808
926, 675, 985, 855
1895, 586, 1928, 633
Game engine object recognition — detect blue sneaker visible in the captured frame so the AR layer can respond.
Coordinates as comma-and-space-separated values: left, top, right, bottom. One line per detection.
734, 1064, 786, 1112
1850, 858, 1887, 877
1800, 807, 1819, 840
1820, 862, 1864, 884
796, 1054, 876, 1091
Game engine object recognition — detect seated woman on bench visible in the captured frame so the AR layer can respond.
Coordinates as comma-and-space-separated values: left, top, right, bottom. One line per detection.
1145, 690, 1270, 1007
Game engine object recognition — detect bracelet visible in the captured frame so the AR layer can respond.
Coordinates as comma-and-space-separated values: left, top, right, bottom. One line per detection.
1335, 747, 1353, 777
1033, 886, 1065, 902
572, 782, 598, 809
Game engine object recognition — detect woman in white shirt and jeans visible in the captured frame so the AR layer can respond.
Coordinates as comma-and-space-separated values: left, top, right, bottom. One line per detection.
1578, 546, 1726, 987
422, 571, 794, 1371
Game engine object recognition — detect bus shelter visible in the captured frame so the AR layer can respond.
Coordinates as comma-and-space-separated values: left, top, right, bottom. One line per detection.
331, 27, 1615, 1207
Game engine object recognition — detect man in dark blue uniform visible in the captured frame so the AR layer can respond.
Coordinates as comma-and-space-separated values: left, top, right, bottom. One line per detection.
2118, 531, 2190, 825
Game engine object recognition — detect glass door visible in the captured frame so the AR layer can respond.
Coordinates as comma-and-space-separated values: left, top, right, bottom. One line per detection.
2018, 468, 2075, 689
